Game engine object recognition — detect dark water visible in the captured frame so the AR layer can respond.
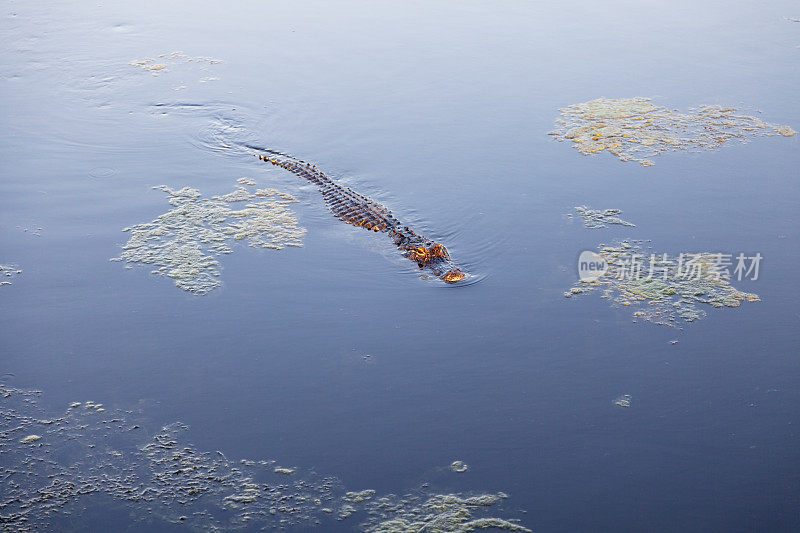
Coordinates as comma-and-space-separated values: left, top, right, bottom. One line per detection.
1, 1, 799, 531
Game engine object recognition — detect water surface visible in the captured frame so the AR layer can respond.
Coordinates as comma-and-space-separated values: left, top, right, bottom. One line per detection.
1, 1, 799, 531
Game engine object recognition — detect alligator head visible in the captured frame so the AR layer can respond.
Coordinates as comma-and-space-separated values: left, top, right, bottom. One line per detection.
404, 243, 467, 283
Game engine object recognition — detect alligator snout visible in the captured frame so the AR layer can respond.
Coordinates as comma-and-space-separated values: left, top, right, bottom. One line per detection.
441, 269, 467, 283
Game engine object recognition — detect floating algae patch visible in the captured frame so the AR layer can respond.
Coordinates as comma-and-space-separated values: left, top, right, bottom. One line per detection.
565, 241, 760, 326
0, 385, 532, 532
550, 97, 796, 166
362, 492, 531, 533
0, 264, 22, 289
574, 206, 635, 229
129, 51, 222, 76
0, 384, 346, 531
111, 180, 305, 294
614, 395, 632, 408
343, 490, 376, 503
450, 460, 469, 473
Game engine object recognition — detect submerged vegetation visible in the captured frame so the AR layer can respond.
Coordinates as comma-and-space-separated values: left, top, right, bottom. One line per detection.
550, 97, 796, 166
0, 384, 531, 532
565, 241, 760, 326
111, 179, 305, 294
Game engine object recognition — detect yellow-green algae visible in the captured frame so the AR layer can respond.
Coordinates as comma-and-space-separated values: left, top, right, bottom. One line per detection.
565, 241, 760, 326
0, 384, 531, 532
550, 97, 796, 166
574, 206, 635, 229
111, 180, 305, 294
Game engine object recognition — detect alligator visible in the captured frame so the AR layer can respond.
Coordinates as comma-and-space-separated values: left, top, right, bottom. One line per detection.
253, 150, 467, 283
